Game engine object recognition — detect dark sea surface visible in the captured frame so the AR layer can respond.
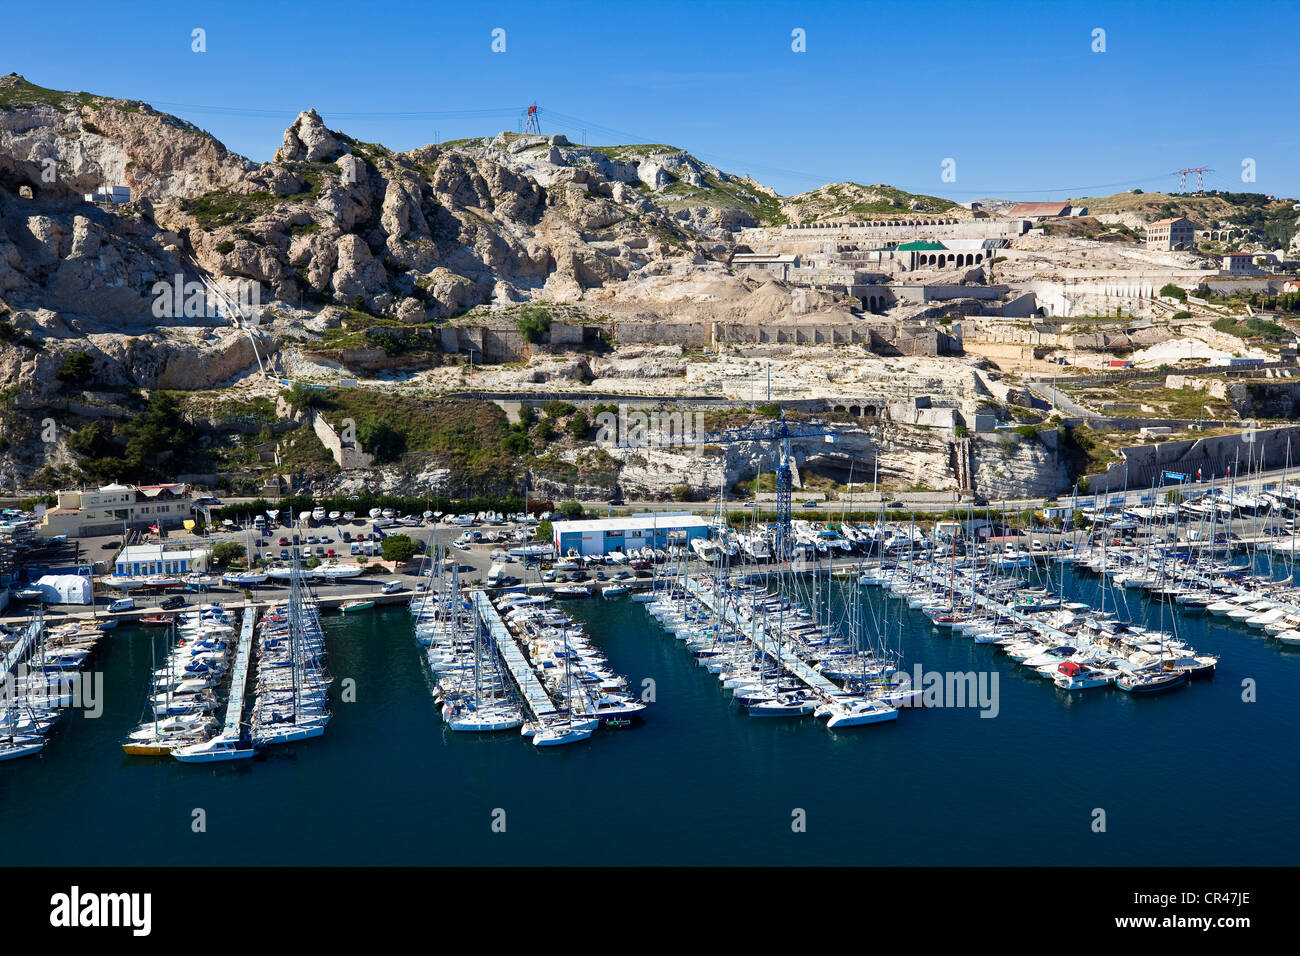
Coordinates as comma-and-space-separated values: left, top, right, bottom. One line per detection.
2, 562, 1296, 866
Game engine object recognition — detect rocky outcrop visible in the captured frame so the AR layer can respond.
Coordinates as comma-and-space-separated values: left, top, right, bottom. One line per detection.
971, 429, 1070, 499
274, 109, 343, 164
0, 74, 250, 204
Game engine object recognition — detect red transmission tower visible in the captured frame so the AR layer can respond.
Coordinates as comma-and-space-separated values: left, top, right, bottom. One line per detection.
1172, 167, 1214, 193
523, 103, 541, 135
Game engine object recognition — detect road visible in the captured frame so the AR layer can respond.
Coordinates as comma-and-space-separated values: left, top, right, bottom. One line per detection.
1026, 381, 1093, 418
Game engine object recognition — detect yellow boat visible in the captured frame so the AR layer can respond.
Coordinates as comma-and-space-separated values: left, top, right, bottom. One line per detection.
121, 741, 178, 756
121, 736, 203, 757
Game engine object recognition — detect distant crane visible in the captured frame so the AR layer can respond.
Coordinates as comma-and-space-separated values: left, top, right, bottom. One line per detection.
1172, 167, 1214, 194
523, 103, 541, 135
627, 417, 841, 560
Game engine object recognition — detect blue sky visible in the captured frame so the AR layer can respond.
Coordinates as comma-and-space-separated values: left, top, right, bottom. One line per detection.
3, 0, 1296, 200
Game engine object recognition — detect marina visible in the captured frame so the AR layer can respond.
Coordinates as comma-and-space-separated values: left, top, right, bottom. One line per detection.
5, 483, 1300, 859
415, 545, 642, 744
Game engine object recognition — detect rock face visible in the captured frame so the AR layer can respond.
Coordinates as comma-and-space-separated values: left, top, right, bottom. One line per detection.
274, 109, 343, 164
0, 75, 250, 204
971, 430, 1071, 499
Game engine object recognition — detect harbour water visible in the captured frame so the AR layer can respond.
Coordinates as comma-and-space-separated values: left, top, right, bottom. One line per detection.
2, 565, 1298, 866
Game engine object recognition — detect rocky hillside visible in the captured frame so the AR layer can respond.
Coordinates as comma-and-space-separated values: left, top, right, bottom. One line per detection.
1073, 189, 1300, 250
779, 182, 963, 223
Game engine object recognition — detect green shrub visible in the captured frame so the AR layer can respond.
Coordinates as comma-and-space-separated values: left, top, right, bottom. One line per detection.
380, 534, 418, 563
210, 541, 245, 566
357, 414, 407, 464
566, 409, 591, 439
517, 306, 552, 344
543, 399, 576, 419
57, 350, 94, 383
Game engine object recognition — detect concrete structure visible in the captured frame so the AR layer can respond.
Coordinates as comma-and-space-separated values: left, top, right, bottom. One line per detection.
40, 483, 194, 538
1005, 202, 1072, 220
311, 411, 374, 470
730, 252, 800, 280
765, 217, 1028, 245
1145, 217, 1195, 251
551, 512, 710, 557
113, 544, 210, 577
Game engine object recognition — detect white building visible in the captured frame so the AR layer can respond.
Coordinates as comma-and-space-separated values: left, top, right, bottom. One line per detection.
40, 483, 195, 538
1221, 252, 1256, 274
551, 513, 710, 557
114, 544, 210, 578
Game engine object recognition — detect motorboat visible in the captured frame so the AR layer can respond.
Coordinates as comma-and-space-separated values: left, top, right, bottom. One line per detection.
823, 699, 898, 728
222, 570, 269, 586
553, 583, 591, 598
532, 721, 593, 746
314, 562, 365, 580
173, 735, 257, 762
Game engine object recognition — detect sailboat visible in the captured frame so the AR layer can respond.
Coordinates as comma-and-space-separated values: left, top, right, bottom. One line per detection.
533, 603, 594, 746
253, 557, 331, 746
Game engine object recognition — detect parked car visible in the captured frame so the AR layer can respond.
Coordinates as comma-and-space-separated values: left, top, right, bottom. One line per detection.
803, 499, 819, 508
280, 549, 290, 560
279, 537, 289, 546
381, 581, 403, 594
108, 597, 135, 613
159, 595, 185, 610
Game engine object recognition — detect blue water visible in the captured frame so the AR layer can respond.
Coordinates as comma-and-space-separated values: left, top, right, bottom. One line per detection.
2, 564, 1297, 866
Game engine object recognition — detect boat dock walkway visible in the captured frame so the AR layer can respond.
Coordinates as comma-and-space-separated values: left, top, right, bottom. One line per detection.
906, 564, 1079, 643
470, 590, 556, 720
0, 616, 40, 684
686, 578, 844, 699
220, 608, 256, 738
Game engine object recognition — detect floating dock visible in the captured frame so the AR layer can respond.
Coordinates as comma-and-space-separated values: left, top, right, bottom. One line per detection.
220, 608, 256, 737
685, 577, 845, 698
469, 590, 556, 720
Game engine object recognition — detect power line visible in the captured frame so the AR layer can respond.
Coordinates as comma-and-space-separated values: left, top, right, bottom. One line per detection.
141, 99, 1259, 202
148, 100, 525, 121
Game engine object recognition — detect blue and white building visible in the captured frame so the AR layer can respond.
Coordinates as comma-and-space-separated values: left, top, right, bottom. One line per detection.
551, 513, 710, 557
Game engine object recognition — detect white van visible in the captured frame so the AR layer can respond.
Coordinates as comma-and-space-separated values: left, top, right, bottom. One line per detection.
108, 597, 135, 613
486, 563, 505, 587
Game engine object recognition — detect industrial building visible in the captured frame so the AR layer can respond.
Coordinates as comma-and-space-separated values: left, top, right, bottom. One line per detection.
551, 513, 710, 557
1145, 217, 1196, 251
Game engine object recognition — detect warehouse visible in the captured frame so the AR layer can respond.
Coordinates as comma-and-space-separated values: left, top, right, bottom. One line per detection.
551, 513, 710, 557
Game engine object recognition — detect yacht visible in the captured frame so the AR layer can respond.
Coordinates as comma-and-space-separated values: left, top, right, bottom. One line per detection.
172, 734, 257, 762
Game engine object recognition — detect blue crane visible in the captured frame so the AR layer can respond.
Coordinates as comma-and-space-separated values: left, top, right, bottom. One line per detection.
627, 417, 841, 560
